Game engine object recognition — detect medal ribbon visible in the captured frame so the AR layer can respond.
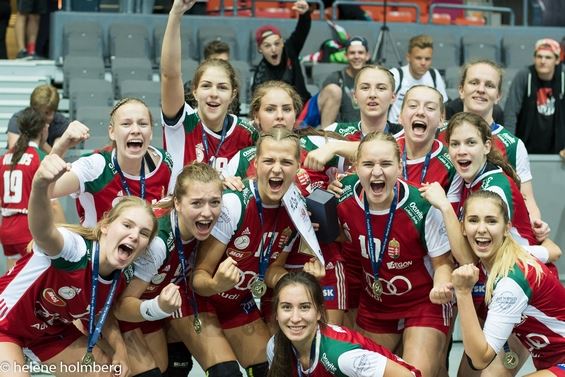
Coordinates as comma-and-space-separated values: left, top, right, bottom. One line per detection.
363, 183, 398, 289
402, 146, 432, 184
173, 211, 200, 326
201, 116, 230, 166
86, 242, 120, 356
113, 154, 146, 199
253, 182, 280, 283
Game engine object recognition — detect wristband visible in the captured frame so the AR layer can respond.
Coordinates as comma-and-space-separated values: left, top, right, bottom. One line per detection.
140, 296, 171, 321
523, 245, 549, 263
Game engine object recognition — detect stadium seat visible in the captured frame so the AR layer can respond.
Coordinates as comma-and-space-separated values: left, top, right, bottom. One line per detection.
181, 58, 200, 81
62, 21, 104, 59
63, 56, 106, 98
197, 26, 239, 61
503, 35, 536, 69
111, 58, 154, 99
230, 60, 252, 104
426, 32, 461, 70
444, 66, 461, 89
75, 106, 113, 136
153, 23, 194, 65
109, 22, 151, 60
462, 34, 501, 64
311, 63, 345, 88
69, 78, 113, 121
120, 80, 161, 109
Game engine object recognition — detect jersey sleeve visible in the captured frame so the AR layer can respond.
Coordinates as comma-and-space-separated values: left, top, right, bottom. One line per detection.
224, 151, 243, 178
482, 277, 528, 353
515, 139, 532, 183
133, 237, 167, 282
163, 103, 191, 188
337, 348, 388, 377
210, 192, 243, 245
71, 153, 108, 195
424, 207, 451, 257
33, 227, 87, 263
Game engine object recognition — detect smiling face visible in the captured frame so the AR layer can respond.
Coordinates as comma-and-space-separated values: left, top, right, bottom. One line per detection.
254, 137, 299, 205
276, 283, 321, 349
259, 34, 284, 66
174, 180, 222, 241
463, 197, 509, 266
448, 120, 491, 183
193, 66, 236, 127
356, 138, 402, 210
346, 44, 370, 71
100, 206, 155, 271
459, 63, 501, 122
400, 86, 443, 146
253, 87, 297, 131
109, 101, 153, 160
354, 68, 395, 120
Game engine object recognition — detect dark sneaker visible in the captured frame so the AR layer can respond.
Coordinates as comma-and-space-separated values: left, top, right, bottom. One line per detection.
16, 49, 29, 59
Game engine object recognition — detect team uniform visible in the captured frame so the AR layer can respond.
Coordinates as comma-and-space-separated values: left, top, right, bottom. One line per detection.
437, 123, 532, 184
163, 103, 258, 187
208, 180, 298, 329
71, 145, 172, 226
337, 176, 451, 334
0, 142, 45, 257
325, 121, 402, 141
266, 324, 422, 377
481, 261, 565, 372
119, 207, 211, 334
0, 228, 129, 361
396, 137, 456, 191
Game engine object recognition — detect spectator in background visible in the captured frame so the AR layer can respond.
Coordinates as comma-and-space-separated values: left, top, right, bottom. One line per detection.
204, 40, 230, 61
317, 36, 371, 127
504, 38, 565, 155
251, 0, 312, 104
14, 0, 47, 59
0, 0, 10, 59
388, 35, 448, 124
7, 84, 70, 152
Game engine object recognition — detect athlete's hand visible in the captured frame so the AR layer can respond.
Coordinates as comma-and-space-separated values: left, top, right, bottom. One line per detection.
223, 175, 244, 191
157, 283, 182, 314
59, 120, 90, 150
304, 147, 334, 172
213, 257, 241, 293
451, 264, 479, 294
419, 182, 450, 211
531, 218, 550, 242
429, 282, 454, 304
292, 0, 310, 15
303, 257, 325, 280
327, 175, 346, 198
170, 0, 197, 15
33, 154, 71, 187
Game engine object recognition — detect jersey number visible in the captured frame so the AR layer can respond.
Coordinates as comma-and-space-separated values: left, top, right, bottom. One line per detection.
3, 170, 23, 204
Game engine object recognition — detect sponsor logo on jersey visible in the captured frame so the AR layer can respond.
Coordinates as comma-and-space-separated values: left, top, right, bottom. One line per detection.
242, 148, 256, 159
151, 273, 167, 285
242, 227, 251, 236
386, 260, 412, 270
58, 286, 77, 300
31, 322, 48, 331
322, 287, 335, 300
405, 201, 424, 224
524, 333, 550, 352
321, 353, 337, 373
497, 132, 515, 148
42, 288, 66, 307
234, 235, 250, 250
491, 290, 517, 311
472, 282, 485, 297
227, 248, 252, 262
481, 176, 494, 189
326, 262, 334, 270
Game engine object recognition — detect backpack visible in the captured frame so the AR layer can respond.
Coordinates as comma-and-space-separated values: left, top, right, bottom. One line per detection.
394, 66, 438, 95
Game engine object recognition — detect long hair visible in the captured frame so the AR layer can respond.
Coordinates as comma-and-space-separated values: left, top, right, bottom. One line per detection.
250, 80, 303, 129
267, 271, 327, 377
12, 107, 46, 169
62, 196, 158, 243
355, 131, 400, 165
191, 58, 239, 104
463, 191, 542, 303
446, 112, 520, 187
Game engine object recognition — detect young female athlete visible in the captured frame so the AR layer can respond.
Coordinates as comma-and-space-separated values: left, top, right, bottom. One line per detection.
161, 0, 258, 182
336, 132, 454, 377
193, 128, 323, 377
267, 271, 421, 377
114, 162, 223, 377
0, 153, 157, 377
453, 190, 565, 376
0, 107, 49, 270
49, 98, 173, 226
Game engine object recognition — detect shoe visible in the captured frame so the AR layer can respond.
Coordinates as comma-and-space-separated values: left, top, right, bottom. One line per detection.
16, 49, 29, 59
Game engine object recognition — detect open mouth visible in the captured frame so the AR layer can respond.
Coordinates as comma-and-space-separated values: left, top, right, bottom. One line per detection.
126, 139, 144, 151
475, 237, 491, 249
472, 96, 488, 103
195, 220, 212, 233
287, 325, 305, 335
117, 243, 134, 261
457, 160, 472, 168
370, 181, 385, 194
411, 120, 427, 136
271, 54, 279, 61
207, 102, 221, 109
367, 101, 378, 107
269, 177, 284, 190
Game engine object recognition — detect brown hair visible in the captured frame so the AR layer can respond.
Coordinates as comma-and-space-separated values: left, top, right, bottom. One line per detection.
408, 34, 433, 52
355, 131, 400, 164
30, 84, 59, 112
108, 97, 153, 149
256, 127, 301, 162
267, 271, 327, 377
191, 58, 239, 102
459, 59, 504, 93
203, 40, 230, 60
354, 64, 395, 90
11, 107, 46, 169
249, 80, 303, 126
401, 84, 445, 115
446, 112, 519, 186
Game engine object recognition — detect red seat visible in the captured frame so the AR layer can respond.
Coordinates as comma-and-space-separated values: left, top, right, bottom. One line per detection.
454, 15, 485, 26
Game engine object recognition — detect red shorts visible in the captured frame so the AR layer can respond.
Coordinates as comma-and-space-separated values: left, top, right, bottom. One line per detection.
549, 364, 565, 377
0, 325, 84, 361
2, 242, 30, 258
211, 293, 261, 329
356, 300, 452, 335
343, 258, 362, 310
320, 260, 347, 311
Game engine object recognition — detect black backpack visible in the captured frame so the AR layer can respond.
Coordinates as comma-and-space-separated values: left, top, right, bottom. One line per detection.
394, 67, 438, 95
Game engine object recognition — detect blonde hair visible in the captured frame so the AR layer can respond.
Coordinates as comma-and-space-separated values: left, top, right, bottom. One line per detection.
408, 34, 433, 51
463, 191, 542, 303
354, 64, 395, 91
249, 80, 303, 128
30, 84, 60, 112
355, 131, 400, 164
256, 127, 301, 162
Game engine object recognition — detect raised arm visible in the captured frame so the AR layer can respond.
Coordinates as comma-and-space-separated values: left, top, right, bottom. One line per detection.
161, 0, 197, 118
29, 154, 72, 255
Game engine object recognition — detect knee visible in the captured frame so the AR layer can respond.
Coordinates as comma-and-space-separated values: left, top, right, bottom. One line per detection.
206, 361, 243, 377
166, 342, 193, 377
319, 85, 342, 107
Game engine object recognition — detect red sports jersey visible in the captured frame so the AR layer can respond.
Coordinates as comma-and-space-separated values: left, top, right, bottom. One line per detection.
72, 146, 172, 226
337, 176, 450, 318
0, 143, 45, 246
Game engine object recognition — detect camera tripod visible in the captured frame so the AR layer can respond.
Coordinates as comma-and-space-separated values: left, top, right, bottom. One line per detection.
371, 0, 403, 66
